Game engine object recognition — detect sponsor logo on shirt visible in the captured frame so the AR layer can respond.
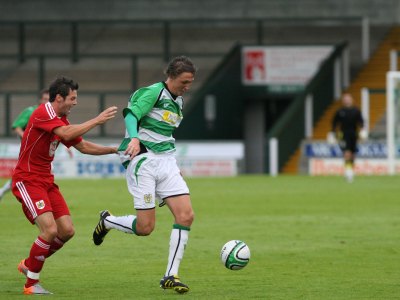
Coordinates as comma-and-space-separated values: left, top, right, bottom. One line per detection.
162, 111, 180, 125
36, 200, 45, 210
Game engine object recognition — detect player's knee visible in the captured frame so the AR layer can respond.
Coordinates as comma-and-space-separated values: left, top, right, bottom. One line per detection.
42, 226, 58, 241
187, 210, 195, 225
61, 226, 75, 241
135, 222, 155, 236
176, 210, 194, 227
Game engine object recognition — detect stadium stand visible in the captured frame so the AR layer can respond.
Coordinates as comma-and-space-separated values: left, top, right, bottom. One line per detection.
1, 0, 399, 174
0, 19, 389, 136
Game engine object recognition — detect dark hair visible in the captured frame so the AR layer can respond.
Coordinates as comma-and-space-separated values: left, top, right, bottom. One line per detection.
164, 56, 197, 79
49, 76, 79, 102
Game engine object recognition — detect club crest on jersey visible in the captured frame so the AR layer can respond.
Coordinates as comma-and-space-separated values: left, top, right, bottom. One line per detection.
143, 193, 152, 203
36, 200, 45, 210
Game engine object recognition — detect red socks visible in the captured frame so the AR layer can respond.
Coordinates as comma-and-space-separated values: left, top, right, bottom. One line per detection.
25, 236, 50, 287
47, 236, 65, 258
24, 236, 66, 287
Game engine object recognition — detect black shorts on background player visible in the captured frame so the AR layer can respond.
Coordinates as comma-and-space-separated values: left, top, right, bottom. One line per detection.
339, 131, 357, 153
330, 93, 365, 182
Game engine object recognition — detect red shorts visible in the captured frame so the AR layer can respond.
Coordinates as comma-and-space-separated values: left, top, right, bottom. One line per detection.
12, 179, 70, 225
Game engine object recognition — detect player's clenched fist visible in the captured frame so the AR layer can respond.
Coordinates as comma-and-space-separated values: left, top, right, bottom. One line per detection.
97, 106, 118, 124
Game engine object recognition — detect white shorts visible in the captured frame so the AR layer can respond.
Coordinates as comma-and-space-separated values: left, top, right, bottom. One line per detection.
126, 151, 189, 210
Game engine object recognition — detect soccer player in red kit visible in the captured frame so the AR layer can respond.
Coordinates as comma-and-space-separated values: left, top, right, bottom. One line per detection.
11, 77, 118, 295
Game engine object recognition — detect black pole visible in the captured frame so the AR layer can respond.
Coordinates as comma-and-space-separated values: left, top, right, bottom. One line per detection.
163, 21, 170, 62
71, 22, 79, 63
18, 22, 25, 63
5, 93, 11, 137
131, 55, 137, 92
256, 20, 263, 45
38, 56, 45, 90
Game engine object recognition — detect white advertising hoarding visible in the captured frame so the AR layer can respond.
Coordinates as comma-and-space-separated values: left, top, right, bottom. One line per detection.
0, 141, 243, 178
305, 142, 400, 175
242, 46, 333, 86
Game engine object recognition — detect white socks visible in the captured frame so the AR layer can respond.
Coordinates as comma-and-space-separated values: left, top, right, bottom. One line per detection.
102, 217, 190, 277
165, 227, 189, 276
104, 215, 136, 234
345, 166, 354, 183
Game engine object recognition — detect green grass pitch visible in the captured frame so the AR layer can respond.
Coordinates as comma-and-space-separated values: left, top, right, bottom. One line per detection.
0, 175, 399, 299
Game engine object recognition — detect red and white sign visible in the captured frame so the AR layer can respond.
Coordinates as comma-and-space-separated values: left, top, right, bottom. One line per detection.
242, 46, 333, 86
309, 158, 400, 175
178, 159, 237, 177
243, 50, 266, 83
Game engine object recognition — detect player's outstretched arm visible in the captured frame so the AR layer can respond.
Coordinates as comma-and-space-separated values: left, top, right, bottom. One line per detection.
74, 140, 118, 155
13, 127, 25, 139
54, 106, 118, 141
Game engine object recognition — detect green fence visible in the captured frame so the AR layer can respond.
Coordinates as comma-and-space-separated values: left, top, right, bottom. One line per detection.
175, 44, 243, 140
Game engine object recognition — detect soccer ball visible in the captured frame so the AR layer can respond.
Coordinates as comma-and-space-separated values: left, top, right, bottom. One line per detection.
220, 240, 251, 270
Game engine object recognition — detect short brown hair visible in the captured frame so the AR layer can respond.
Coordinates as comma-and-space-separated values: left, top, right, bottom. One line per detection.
164, 56, 197, 79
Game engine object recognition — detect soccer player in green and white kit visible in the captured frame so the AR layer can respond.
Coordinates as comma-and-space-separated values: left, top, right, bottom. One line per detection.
93, 56, 196, 294
0, 89, 49, 201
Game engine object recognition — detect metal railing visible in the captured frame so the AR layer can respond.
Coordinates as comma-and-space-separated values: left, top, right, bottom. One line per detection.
0, 17, 369, 138
0, 90, 132, 137
0, 17, 370, 63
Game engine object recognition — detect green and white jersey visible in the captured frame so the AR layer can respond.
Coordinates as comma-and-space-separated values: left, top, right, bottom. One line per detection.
12, 105, 38, 130
118, 82, 184, 166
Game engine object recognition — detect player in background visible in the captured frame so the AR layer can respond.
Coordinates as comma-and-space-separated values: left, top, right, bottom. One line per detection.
92, 56, 196, 294
12, 77, 118, 295
0, 89, 73, 201
328, 93, 367, 182
0, 89, 49, 201
13, 89, 50, 139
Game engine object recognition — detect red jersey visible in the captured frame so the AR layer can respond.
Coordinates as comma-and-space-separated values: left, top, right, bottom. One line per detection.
12, 102, 82, 182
